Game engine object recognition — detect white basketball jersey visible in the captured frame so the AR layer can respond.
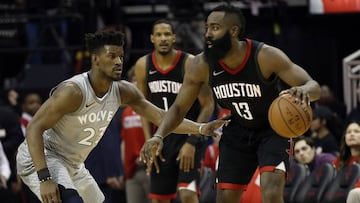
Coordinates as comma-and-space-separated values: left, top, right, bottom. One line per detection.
17, 72, 121, 174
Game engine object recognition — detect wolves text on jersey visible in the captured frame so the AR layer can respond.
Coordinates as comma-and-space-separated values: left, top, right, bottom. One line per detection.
78, 110, 115, 124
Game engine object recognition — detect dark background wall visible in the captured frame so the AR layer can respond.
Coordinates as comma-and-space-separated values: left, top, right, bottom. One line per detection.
0, 0, 359, 103
240, 5, 360, 101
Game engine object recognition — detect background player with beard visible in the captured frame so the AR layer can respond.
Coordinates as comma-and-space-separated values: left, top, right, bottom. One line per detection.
15, 31, 225, 203
140, 5, 321, 203
134, 19, 214, 203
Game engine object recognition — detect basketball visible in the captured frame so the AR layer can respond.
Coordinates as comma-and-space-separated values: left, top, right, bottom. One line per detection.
268, 94, 313, 138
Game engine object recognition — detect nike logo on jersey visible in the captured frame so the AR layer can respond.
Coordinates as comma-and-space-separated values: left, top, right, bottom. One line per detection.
85, 102, 95, 108
149, 70, 157, 75
213, 70, 225, 76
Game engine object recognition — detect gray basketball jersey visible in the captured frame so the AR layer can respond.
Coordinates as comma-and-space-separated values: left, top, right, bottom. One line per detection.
17, 72, 121, 174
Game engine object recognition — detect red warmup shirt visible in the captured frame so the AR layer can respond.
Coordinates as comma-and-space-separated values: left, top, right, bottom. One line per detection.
333, 156, 360, 187
20, 115, 30, 127
240, 168, 262, 203
121, 106, 146, 180
203, 144, 219, 172
20, 112, 32, 136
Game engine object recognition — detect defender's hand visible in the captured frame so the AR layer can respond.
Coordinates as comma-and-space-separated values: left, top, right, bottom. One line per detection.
40, 179, 61, 203
177, 143, 196, 172
140, 136, 165, 175
200, 119, 229, 137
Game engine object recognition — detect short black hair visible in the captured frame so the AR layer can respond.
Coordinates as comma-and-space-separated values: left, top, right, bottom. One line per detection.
85, 31, 124, 54
210, 4, 246, 39
294, 136, 315, 148
152, 19, 175, 34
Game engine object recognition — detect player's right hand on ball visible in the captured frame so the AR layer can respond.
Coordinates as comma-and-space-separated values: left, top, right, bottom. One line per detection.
140, 136, 165, 175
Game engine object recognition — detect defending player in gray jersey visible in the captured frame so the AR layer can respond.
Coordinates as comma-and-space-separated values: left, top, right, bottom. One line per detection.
16, 31, 225, 203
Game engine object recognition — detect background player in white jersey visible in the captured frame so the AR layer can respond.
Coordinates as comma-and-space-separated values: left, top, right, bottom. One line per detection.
134, 19, 214, 203
16, 31, 225, 203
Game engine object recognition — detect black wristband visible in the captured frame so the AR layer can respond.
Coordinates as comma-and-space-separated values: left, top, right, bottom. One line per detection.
186, 134, 199, 146
37, 167, 52, 182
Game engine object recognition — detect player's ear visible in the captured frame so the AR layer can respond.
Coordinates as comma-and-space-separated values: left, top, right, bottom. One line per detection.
91, 54, 96, 62
91, 54, 99, 64
172, 34, 176, 43
150, 34, 155, 43
230, 26, 239, 38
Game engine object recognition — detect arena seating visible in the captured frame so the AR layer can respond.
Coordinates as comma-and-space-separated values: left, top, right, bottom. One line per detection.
292, 163, 337, 203
322, 163, 360, 203
283, 162, 309, 203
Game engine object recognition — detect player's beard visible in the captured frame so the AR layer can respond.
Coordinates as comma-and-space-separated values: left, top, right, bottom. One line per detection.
157, 44, 172, 56
110, 75, 122, 81
204, 32, 232, 64
110, 66, 122, 81
158, 49, 170, 56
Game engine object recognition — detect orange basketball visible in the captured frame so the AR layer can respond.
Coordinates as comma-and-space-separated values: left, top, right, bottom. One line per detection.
268, 94, 313, 138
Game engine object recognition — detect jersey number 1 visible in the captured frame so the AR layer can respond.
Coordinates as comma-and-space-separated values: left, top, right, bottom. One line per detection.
162, 97, 169, 111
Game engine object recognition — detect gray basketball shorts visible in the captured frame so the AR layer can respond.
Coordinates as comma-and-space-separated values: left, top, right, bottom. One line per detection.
17, 151, 104, 203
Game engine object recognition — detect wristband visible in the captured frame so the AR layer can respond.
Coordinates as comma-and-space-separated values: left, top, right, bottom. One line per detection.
198, 123, 205, 135
37, 167, 52, 183
39, 176, 53, 183
186, 134, 199, 146
153, 134, 163, 140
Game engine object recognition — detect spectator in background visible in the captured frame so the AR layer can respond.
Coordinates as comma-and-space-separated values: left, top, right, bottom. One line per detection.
316, 85, 346, 143
120, 66, 150, 203
333, 121, 360, 203
310, 105, 340, 155
316, 85, 347, 121
7, 89, 19, 110
0, 93, 24, 203
19, 92, 42, 135
0, 141, 10, 189
333, 121, 360, 171
85, 108, 126, 203
0, 89, 21, 116
294, 136, 336, 172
